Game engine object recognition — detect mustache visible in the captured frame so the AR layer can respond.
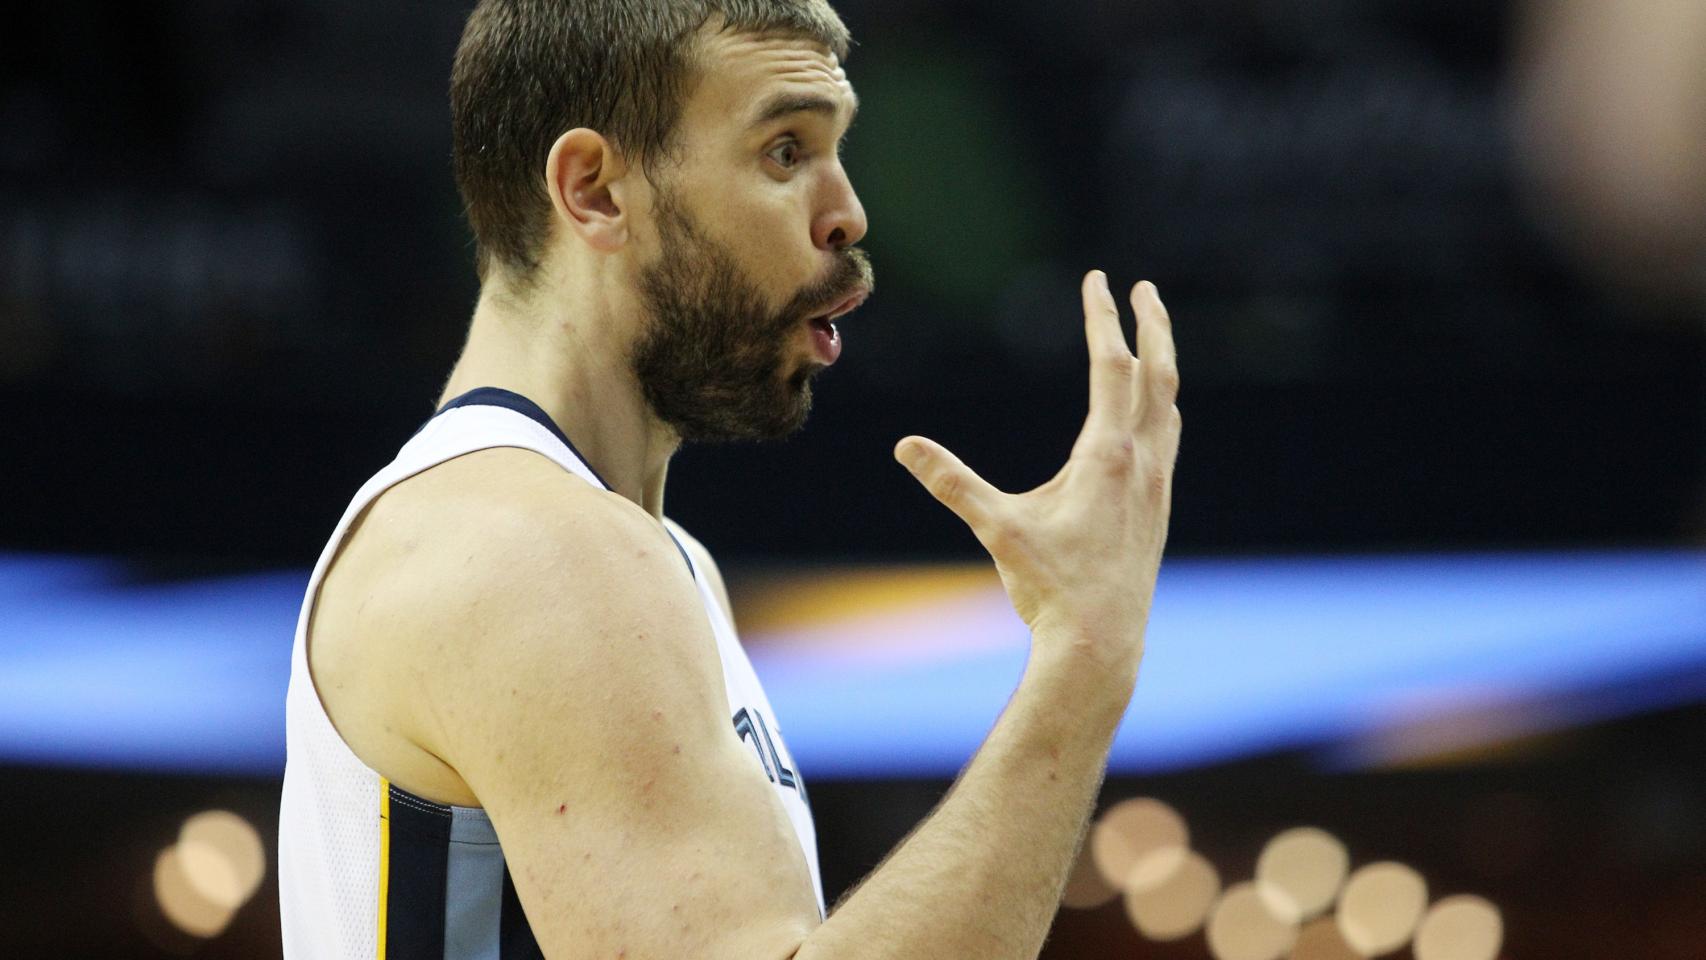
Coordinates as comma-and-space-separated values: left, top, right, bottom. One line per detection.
776, 247, 874, 328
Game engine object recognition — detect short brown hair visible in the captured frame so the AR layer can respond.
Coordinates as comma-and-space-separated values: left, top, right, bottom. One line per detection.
450, 0, 851, 283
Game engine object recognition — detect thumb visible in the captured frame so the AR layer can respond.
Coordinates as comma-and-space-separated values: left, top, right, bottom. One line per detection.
894, 435, 1000, 530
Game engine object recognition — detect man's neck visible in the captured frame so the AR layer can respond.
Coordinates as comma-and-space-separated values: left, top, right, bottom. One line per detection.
436, 283, 678, 519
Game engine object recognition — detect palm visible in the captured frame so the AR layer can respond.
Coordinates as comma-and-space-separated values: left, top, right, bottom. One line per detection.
897, 272, 1181, 662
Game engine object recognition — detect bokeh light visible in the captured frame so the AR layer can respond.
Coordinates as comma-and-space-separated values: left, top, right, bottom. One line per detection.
1123, 848, 1221, 940
1074, 798, 1511, 960
1089, 797, 1189, 889
178, 809, 266, 909
1256, 827, 1349, 923
1207, 880, 1300, 960
150, 809, 266, 940
1336, 861, 1428, 956
152, 846, 235, 938
1288, 916, 1363, 960
1413, 894, 1503, 960
1060, 838, 1120, 909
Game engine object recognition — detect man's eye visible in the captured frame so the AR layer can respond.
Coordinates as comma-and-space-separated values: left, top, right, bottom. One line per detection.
766, 138, 803, 169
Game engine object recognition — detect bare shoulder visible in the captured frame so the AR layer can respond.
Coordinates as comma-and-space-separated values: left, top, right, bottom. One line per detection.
382, 458, 820, 956
376, 443, 710, 685
309, 446, 698, 802
401, 447, 689, 604
321, 448, 821, 956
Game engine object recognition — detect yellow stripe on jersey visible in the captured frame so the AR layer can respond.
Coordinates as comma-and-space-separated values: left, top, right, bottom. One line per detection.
377, 778, 391, 960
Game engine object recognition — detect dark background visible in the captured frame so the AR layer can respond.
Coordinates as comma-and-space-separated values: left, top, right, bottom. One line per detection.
3, 0, 1703, 956
4, 0, 1700, 565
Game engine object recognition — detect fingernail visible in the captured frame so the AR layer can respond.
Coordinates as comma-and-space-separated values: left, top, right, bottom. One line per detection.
895, 441, 920, 468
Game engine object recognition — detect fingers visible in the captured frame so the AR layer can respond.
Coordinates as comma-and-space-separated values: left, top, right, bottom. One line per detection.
1081, 270, 1136, 435
1130, 280, 1179, 430
894, 435, 1002, 532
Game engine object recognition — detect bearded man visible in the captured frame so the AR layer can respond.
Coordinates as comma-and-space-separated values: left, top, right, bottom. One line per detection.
278, 1, 1181, 957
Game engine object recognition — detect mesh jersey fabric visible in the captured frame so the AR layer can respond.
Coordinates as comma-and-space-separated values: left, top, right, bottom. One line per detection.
278, 387, 823, 959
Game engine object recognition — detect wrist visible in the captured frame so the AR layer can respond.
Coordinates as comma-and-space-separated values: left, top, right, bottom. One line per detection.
1020, 636, 1140, 732
1029, 614, 1145, 681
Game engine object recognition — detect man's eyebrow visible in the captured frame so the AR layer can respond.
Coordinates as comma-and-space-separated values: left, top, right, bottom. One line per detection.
749, 91, 860, 129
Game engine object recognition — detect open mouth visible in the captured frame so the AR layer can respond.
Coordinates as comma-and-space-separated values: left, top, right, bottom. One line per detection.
799, 284, 870, 366
802, 286, 870, 333
812, 286, 870, 325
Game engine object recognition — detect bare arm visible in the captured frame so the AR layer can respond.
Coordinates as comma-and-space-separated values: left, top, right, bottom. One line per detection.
802, 650, 1131, 958
410, 272, 1178, 960
800, 273, 1179, 958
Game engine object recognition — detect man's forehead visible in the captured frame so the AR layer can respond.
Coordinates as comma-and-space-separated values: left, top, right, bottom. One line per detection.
692, 30, 857, 126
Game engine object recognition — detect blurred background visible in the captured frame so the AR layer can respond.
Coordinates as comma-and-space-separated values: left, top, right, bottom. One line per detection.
3, 0, 1703, 957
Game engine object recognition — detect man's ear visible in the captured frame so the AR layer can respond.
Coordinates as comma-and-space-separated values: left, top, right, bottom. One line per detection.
545, 128, 631, 253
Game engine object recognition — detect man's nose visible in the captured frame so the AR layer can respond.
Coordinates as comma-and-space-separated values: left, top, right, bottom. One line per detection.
814, 169, 868, 251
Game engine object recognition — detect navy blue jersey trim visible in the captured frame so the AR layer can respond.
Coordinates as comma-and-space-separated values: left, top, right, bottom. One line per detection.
385, 784, 451, 959
422, 387, 615, 491
664, 531, 695, 577
498, 862, 547, 959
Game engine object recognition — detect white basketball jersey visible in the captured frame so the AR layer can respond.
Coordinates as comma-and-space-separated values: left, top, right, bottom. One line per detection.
278, 386, 822, 959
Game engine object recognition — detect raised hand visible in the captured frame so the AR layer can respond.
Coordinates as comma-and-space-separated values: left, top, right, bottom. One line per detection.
895, 271, 1181, 679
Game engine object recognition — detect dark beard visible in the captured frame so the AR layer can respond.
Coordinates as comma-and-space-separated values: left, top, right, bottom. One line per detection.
632, 190, 872, 443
